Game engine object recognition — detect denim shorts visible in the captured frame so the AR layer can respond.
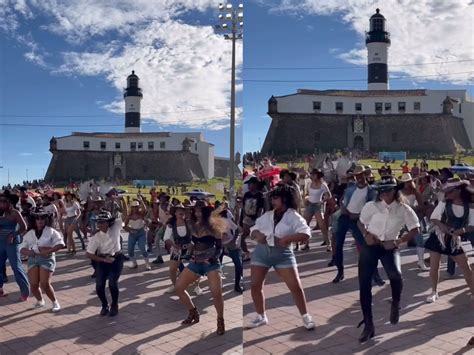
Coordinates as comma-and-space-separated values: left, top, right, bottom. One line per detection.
28, 254, 56, 272
305, 202, 324, 216
187, 261, 221, 276
251, 244, 297, 269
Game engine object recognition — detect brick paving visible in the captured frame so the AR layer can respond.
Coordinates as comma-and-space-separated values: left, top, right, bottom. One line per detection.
243, 231, 474, 355
0, 234, 242, 355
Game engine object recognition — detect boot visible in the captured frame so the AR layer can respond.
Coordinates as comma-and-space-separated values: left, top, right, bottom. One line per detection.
216, 317, 225, 335
390, 301, 400, 324
416, 247, 429, 271
332, 269, 344, 283
357, 319, 375, 343
182, 307, 200, 325
327, 256, 335, 267
234, 281, 243, 293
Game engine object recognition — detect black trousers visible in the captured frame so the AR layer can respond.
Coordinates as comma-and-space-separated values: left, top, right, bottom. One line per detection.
96, 255, 124, 308
359, 244, 402, 324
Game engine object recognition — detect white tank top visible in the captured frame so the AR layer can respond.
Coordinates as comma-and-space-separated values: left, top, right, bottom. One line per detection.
308, 183, 329, 204
128, 219, 145, 229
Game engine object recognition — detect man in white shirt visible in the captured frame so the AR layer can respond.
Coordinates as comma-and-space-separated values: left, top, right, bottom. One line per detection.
356, 176, 420, 343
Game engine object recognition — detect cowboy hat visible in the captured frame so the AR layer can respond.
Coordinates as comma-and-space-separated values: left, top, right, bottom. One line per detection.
441, 177, 470, 192
244, 176, 260, 185
398, 173, 414, 183
130, 200, 140, 207
349, 164, 369, 176
92, 209, 114, 222
374, 176, 398, 192
31, 207, 53, 217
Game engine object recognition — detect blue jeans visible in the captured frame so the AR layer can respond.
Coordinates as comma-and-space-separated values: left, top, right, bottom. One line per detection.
128, 229, 148, 259
335, 214, 365, 272
0, 236, 30, 296
220, 248, 243, 284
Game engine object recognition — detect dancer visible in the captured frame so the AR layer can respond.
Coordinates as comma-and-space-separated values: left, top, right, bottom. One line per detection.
175, 201, 226, 335
20, 207, 64, 312
86, 209, 124, 316
247, 184, 315, 330
163, 204, 192, 293
333, 165, 384, 285
63, 192, 82, 254
124, 199, 151, 270
357, 176, 420, 343
145, 200, 160, 253
424, 178, 474, 303
0, 191, 30, 300
303, 168, 331, 251
240, 176, 265, 261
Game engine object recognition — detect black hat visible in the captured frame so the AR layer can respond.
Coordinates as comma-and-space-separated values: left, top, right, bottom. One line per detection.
374, 176, 398, 192
31, 207, 53, 217
279, 169, 297, 181
0, 190, 19, 206
92, 209, 114, 222
245, 176, 259, 185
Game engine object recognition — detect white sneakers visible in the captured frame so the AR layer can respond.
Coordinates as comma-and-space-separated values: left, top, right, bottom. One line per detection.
247, 313, 315, 330
247, 314, 268, 328
33, 299, 60, 312
302, 313, 316, 330
417, 261, 429, 271
426, 292, 439, 303
194, 286, 203, 296
52, 301, 61, 313
165, 285, 176, 294
33, 299, 45, 309
145, 262, 152, 271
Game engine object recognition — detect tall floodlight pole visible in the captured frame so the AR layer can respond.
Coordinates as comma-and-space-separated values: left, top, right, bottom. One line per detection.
216, 2, 243, 208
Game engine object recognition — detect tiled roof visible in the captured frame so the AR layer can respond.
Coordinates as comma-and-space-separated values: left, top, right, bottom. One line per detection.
296, 89, 427, 97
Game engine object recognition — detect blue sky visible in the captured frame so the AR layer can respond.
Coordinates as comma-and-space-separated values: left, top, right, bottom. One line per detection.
1, 0, 473, 186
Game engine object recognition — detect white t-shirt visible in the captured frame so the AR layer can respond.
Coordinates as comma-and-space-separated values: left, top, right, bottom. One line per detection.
401, 192, 418, 208
21, 226, 65, 253
251, 209, 311, 247
65, 201, 80, 218
347, 186, 368, 214
86, 218, 122, 255
335, 156, 353, 179
307, 183, 330, 204
430, 201, 474, 226
360, 201, 420, 241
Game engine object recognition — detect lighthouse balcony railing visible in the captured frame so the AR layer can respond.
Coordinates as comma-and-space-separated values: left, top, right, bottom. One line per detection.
365, 31, 391, 44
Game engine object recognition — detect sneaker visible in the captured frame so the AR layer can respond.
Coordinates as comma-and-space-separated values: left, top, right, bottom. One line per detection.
165, 285, 176, 294
100, 306, 109, 316
302, 314, 316, 330
52, 301, 61, 313
33, 299, 46, 309
145, 263, 151, 271
247, 314, 268, 328
417, 261, 429, 271
426, 292, 439, 303
129, 260, 138, 269
109, 303, 118, 317
194, 286, 203, 296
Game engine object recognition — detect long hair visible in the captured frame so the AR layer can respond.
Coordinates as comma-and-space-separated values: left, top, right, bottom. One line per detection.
446, 185, 472, 204
194, 206, 226, 237
270, 183, 298, 210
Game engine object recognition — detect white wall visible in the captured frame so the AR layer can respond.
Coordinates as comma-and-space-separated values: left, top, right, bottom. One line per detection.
276, 89, 469, 115
457, 100, 474, 147
196, 142, 214, 179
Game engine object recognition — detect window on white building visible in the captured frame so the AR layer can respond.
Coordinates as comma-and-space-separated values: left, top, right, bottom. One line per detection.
148, 142, 154, 150
398, 102, 406, 112
100, 142, 106, 150
375, 102, 383, 112
313, 101, 321, 110
83, 141, 90, 149
195, 143, 198, 151
115, 142, 121, 149
130, 142, 136, 150
160, 142, 166, 149
459, 103, 462, 113
414, 102, 421, 111
355, 103, 362, 111
385, 102, 392, 111
138, 142, 143, 149
335, 102, 343, 112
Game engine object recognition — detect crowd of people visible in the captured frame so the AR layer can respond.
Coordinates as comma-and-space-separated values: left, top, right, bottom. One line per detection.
1, 156, 473, 345
241, 157, 474, 344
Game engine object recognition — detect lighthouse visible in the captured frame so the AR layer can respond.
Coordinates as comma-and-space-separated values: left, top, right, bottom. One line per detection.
124, 70, 143, 133
366, 9, 391, 90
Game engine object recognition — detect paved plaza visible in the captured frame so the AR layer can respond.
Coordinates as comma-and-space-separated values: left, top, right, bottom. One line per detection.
0, 235, 243, 355
243, 232, 474, 355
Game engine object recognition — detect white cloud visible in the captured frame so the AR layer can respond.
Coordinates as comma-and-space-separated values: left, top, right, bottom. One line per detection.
273, 0, 474, 84
0, 0, 243, 130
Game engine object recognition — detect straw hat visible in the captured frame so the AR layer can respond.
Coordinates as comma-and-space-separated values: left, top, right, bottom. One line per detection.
398, 173, 414, 183
441, 177, 470, 192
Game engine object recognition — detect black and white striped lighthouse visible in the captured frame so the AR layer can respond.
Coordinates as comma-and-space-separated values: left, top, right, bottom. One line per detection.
366, 9, 391, 90
124, 70, 143, 133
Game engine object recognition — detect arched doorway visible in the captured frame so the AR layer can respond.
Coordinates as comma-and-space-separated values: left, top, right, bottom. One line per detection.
114, 167, 122, 181
354, 136, 364, 150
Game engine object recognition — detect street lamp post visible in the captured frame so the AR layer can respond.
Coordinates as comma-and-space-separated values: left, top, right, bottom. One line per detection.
216, 2, 243, 209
